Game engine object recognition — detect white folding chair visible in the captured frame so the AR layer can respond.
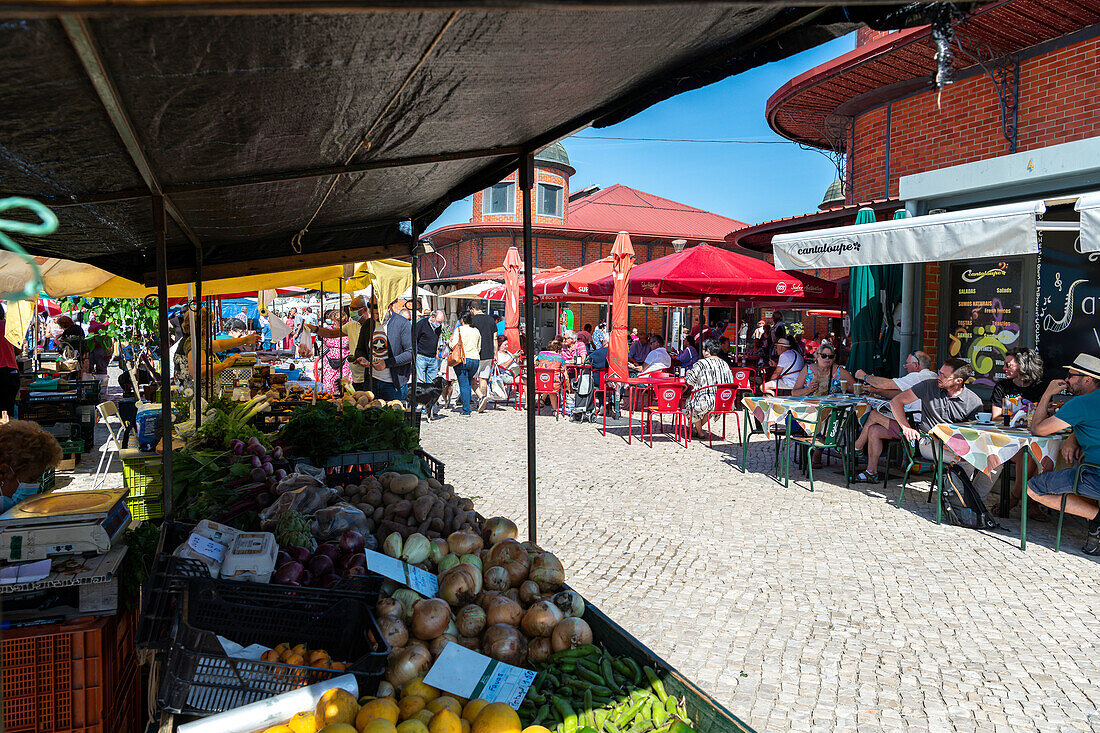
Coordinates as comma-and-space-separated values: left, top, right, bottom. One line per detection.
92, 400, 143, 489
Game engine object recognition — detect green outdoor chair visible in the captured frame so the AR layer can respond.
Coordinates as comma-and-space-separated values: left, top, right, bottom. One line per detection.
896, 435, 946, 522
1054, 462, 1100, 552
783, 404, 854, 492
738, 393, 767, 474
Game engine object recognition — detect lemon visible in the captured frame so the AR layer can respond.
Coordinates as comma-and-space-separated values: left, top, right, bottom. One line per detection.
289, 711, 318, 733
318, 725, 358, 733
356, 698, 401, 728
428, 709, 463, 733
471, 703, 521, 733
460, 720, 471, 733
262, 725, 294, 733
402, 680, 440, 703
521, 727, 552, 733
397, 720, 431, 733
358, 721, 397, 733
398, 695, 427, 721
460, 700, 488, 723
316, 689, 360, 728
426, 697, 462, 717
414, 710, 436, 726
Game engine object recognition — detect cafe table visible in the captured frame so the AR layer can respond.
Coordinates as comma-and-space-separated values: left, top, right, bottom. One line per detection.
602, 374, 685, 444
928, 421, 1068, 549
740, 394, 872, 486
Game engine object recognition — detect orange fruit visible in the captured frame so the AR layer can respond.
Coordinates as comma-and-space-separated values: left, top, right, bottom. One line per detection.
521, 727, 552, 733
471, 703, 521, 733
357, 721, 397, 733
427, 697, 461, 717
397, 720, 430, 733
460, 720, 471, 733
413, 710, 435, 726
402, 680, 440, 703
288, 711, 318, 733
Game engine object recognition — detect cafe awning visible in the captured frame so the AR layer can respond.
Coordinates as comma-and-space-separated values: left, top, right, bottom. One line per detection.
771, 200, 1047, 271
1076, 191, 1100, 253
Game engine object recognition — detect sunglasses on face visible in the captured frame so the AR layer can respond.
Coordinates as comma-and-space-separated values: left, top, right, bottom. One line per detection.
818, 353, 834, 359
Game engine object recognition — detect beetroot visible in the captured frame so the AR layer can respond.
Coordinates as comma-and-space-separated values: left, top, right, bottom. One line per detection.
339, 530, 366, 554
275, 550, 291, 568
307, 554, 334, 577
320, 572, 341, 588
315, 543, 340, 561
345, 565, 367, 576
299, 568, 313, 586
338, 552, 366, 573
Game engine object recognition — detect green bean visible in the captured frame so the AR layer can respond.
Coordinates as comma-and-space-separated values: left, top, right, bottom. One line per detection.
643, 667, 668, 703
552, 696, 578, 733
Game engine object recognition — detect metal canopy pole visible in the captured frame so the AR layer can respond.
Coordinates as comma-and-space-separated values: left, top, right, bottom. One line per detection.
520, 153, 537, 545
193, 244, 203, 428
154, 195, 174, 521
409, 222, 419, 415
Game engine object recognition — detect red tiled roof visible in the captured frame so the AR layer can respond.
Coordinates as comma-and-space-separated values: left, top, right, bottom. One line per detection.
767, 0, 1100, 150
728, 199, 901, 252
424, 183, 746, 247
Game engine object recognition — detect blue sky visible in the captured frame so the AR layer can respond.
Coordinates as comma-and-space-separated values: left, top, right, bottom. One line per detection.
427, 32, 856, 232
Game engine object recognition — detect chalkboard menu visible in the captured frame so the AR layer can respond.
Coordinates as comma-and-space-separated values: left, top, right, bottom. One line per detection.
944, 257, 1024, 390
1038, 229, 1100, 378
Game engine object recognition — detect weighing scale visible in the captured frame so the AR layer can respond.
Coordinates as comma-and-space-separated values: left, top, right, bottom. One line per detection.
0, 488, 131, 563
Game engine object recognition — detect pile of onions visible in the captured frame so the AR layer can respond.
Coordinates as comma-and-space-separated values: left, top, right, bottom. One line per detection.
551, 617, 593, 652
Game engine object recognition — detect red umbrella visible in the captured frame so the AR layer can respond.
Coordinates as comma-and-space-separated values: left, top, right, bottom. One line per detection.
502, 246, 522, 353
480, 267, 568, 301
530, 257, 615, 302
589, 243, 841, 302
608, 232, 634, 381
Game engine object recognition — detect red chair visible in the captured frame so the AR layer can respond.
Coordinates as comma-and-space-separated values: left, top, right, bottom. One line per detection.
533, 367, 563, 420
642, 383, 689, 447
706, 372, 756, 446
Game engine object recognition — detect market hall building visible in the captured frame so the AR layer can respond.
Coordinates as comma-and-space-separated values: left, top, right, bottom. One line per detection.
419, 143, 746, 344
729, 2, 1100, 391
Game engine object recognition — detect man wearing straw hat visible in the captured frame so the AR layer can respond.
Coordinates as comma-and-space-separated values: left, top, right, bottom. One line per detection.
1027, 353, 1100, 554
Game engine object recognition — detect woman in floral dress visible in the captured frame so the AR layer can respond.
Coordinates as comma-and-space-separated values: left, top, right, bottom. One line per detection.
319, 308, 350, 394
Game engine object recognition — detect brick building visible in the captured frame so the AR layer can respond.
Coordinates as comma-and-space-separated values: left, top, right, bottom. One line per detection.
421, 142, 746, 344
730, 1, 1100, 387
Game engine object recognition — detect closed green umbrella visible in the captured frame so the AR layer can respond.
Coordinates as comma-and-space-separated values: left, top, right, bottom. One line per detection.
846, 208, 880, 375
873, 209, 908, 375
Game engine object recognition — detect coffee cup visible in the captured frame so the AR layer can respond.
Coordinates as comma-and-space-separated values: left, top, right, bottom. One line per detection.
976, 412, 992, 423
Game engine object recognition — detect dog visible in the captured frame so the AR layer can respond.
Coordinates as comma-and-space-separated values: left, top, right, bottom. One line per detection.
411, 375, 447, 419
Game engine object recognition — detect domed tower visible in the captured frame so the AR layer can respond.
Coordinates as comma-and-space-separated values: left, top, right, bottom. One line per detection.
472, 142, 576, 224
818, 177, 846, 210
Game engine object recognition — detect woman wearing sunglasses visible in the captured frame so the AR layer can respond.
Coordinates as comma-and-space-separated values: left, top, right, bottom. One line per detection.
792, 347, 855, 398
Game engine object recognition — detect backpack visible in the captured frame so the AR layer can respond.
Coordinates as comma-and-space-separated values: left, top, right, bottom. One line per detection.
942, 464, 999, 530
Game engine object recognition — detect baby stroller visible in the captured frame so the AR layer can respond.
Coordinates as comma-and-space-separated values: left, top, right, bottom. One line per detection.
570, 362, 598, 423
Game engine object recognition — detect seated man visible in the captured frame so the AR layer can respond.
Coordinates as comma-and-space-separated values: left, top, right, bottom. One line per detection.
673, 341, 698, 370
635, 335, 671, 375
763, 338, 803, 395
853, 350, 936, 452
852, 358, 982, 485
1026, 353, 1100, 554
627, 333, 651, 366
715, 336, 735, 367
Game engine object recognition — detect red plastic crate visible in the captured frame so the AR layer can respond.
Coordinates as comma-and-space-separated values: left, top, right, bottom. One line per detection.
1, 611, 137, 733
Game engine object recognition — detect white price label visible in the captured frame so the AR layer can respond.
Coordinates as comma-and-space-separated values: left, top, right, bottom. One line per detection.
188, 533, 228, 563
364, 550, 439, 597
423, 643, 537, 709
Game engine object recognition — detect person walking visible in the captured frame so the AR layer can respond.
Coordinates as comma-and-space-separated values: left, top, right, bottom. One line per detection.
415, 310, 443, 384
448, 310, 481, 415
470, 305, 497, 412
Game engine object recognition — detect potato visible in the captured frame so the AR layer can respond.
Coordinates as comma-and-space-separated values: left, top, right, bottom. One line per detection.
381, 491, 401, 505
427, 477, 443, 491
364, 488, 383, 506
392, 499, 412, 517
412, 495, 434, 523
356, 502, 373, 515
371, 505, 385, 522
390, 474, 418, 495
412, 483, 431, 499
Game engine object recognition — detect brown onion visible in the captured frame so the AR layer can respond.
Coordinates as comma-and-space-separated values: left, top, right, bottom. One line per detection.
527, 636, 553, 665
376, 597, 404, 619
386, 645, 432, 686
392, 589, 421, 622
504, 588, 521, 604
438, 563, 483, 607
529, 552, 565, 593
456, 604, 487, 637
483, 565, 510, 592
521, 600, 564, 638
477, 590, 502, 610
551, 617, 593, 652
487, 540, 530, 587
459, 635, 480, 650
519, 580, 542, 605
485, 594, 524, 627
410, 598, 451, 640
429, 633, 457, 659
447, 531, 483, 556
551, 590, 585, 619
483, 517, 518, 546
481, 623, 528, 666
377, 615, 409, 648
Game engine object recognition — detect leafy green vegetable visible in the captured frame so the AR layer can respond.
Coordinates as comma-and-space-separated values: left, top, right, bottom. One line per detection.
118, 522, 160, 611
278, 403, 418, 463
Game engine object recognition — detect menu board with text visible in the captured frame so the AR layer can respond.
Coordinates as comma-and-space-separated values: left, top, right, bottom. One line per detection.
944, 257, 1024, 390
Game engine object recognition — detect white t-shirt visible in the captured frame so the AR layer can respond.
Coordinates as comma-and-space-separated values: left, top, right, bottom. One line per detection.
640, 347, 671, 374
894, 368, 936, 413
776, 350, 804, 388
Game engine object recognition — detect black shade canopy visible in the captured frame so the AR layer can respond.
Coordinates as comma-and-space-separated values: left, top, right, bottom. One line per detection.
0, 2, 935, 284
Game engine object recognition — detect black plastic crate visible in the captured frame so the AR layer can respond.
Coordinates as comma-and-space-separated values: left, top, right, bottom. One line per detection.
321, 448, 444, 486
137, 529, 384, 653
158, 577, 388, 715
75, 378, 102, 403
17, 399, 79, 424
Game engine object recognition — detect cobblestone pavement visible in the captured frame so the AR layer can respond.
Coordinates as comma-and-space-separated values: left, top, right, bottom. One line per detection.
419, 404, 1100, 733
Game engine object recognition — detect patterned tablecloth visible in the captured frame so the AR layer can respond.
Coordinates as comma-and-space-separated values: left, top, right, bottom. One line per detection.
743, 395, 872, 431
928, 422, 1068, 476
